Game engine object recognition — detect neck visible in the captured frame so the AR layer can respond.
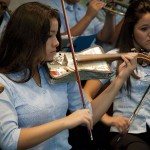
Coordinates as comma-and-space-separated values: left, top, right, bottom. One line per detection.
33, 66, 41, 87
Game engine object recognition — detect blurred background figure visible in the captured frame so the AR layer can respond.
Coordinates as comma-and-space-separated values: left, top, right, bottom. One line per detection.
49, 0, 115, 53
8, 0, 130, 53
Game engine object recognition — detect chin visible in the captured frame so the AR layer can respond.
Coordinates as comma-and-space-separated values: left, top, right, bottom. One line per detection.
45, 57, 54, 62
48, 59, 54, 62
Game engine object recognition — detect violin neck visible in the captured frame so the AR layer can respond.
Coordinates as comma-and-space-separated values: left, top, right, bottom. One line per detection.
76, 53, 122, 62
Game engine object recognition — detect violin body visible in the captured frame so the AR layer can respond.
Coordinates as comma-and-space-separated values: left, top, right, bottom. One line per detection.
45, 46, 112, 84
45, 46, 150, 84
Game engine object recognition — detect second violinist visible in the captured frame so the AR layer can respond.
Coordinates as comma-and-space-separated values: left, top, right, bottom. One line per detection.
84, 0, 150, 150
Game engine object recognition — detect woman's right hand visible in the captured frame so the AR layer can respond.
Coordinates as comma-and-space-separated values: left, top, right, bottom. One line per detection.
65, 109, 93, 131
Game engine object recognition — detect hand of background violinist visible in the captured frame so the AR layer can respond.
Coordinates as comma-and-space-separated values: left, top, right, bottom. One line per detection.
101, 114, 129, 134
118, 53, 138, 79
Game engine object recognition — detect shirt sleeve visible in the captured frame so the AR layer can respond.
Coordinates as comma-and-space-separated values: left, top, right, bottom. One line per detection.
0, 85, 20, 150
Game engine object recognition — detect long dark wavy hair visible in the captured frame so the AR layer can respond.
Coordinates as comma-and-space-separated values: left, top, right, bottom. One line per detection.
116, 0, 150, 94
0, 2, 61, 82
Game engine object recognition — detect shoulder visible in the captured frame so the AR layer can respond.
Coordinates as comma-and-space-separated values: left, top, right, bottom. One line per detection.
0, 72, 24, 95
0, 74, 11, 86
0, 74, 15, 103
107, 48, 119, 54
0, 74, 14, 92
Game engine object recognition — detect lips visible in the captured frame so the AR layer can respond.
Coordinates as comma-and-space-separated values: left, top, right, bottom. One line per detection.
146, 40, 150, 43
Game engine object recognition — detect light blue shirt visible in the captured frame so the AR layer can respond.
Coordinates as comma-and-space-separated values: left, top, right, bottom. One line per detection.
100, 49, 150, 133
0, 11, 10, 39
0, 66, 91, 150
111, 66, 150, 134
49, 0, 104, 35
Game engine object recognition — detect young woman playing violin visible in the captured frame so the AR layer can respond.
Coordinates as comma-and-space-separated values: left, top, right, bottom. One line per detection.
0, 2, 137, 150
84, 0, 150, 150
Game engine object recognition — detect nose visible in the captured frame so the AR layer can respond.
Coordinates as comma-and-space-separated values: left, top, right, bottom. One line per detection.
53, 37, 59, 48
148, 32, 150, 37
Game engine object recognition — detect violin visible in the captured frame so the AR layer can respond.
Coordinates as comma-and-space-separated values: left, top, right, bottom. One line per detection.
46, 46, 150, 82
45, 46, 150, 83
46, 46, 112, 84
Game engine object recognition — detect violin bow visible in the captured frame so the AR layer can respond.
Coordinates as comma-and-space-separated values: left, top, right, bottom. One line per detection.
128, 84, 150, 130
111, 84, 150, 145
60, 0, 93, 140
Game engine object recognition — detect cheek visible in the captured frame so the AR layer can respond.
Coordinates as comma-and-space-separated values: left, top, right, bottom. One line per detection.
134, 31, 145, 44
45, 41, 55, 61
134, 31, 150, 50
46, 40, 52, 52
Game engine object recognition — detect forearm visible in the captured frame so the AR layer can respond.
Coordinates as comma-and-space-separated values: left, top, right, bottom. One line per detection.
91, 53, 137, 124
101, 113, 111, 123
91, 75, 126, 124
17, 118, 68, 150
110, 18, 124, 43
97, 13, 115, 42
62, 15, 92, 36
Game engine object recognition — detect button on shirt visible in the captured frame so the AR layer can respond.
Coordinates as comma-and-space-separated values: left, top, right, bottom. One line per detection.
0, 66, 91, 150
49, 1, 104, 35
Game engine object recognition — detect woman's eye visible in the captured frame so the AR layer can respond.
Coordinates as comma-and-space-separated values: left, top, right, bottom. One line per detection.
140, 27, 148, 31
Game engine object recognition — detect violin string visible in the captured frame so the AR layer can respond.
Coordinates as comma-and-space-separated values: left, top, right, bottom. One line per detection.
60, 0, 93, 141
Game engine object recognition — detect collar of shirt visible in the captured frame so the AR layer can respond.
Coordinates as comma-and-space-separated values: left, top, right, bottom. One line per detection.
65, 2, 81, 12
